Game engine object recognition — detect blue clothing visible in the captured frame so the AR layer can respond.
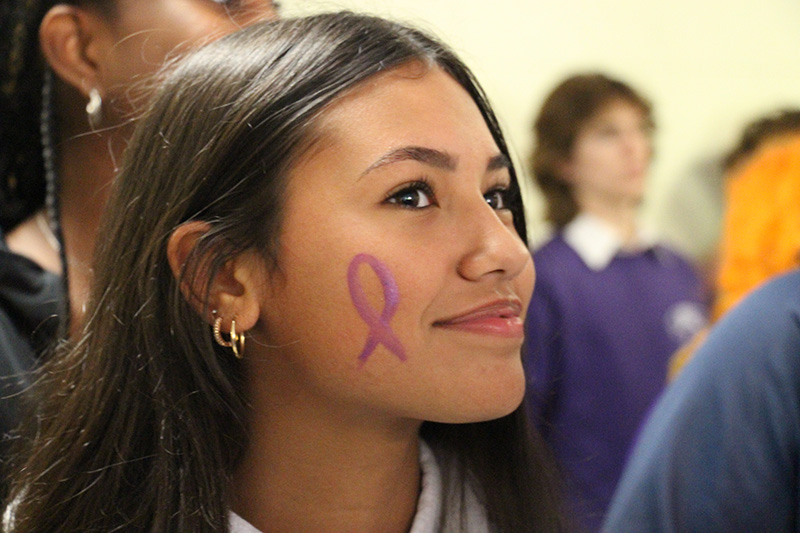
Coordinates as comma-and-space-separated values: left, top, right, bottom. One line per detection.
525, 230, 706, 531
604, 269, 800, 532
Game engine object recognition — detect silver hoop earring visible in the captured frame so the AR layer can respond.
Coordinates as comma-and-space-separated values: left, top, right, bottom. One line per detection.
85, 88, 103, 130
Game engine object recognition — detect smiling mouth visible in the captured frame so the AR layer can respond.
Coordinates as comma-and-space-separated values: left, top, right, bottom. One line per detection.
433, 300, 524, 338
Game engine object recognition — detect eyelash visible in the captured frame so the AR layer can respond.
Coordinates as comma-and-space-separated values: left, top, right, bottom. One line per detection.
384, 179, 437, 209
383, 179, 514, 211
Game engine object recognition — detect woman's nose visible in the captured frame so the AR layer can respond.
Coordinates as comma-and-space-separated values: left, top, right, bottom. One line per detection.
456, 200, 531, 282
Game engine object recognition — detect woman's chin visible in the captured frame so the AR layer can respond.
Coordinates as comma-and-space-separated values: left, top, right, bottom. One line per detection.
428, 364, 526, 424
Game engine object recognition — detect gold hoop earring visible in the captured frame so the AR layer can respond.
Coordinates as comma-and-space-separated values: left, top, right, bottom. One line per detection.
213, 316, 230, 347
231, 320, 245, 359
213, 316, 245, 359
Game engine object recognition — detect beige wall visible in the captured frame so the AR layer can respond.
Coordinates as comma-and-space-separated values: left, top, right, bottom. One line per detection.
281, 0, 800, 260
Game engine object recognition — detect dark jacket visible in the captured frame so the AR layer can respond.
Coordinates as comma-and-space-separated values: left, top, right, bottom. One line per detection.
0, 230, 61, 444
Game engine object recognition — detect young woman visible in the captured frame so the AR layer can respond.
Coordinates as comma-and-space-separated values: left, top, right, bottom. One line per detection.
5, 12, 565, 532
523, 73, 707, 531
0, 0, 279, 450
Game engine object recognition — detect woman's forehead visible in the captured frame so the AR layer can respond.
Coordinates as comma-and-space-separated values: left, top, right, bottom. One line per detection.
311, 65, 479, 144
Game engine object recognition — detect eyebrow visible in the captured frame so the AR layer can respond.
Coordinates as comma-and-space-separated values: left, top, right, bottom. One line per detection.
360, 146, 510, 178
487, 153, 511, 172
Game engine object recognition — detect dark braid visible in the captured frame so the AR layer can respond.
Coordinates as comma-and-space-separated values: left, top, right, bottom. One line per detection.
0, 0, 111, 232
0, 0, 52, 231
40, 68, 72, 336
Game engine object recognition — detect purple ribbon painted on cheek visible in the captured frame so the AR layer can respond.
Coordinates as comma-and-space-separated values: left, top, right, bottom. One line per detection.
347, 253, 407, 364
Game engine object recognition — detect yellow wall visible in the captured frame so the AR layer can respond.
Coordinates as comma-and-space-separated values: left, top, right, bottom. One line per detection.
281, 0, 800, 260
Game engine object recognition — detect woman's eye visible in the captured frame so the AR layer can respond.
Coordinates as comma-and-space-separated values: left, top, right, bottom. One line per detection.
484, 188, 510, 210
385, 182, 436, 209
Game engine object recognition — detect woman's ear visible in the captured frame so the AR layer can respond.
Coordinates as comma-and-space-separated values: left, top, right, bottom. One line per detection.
39, 4, 110, 99
167, 221, 263, 333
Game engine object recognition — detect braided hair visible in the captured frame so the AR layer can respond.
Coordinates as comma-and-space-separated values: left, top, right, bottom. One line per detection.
0, 0, 110, 232
0, 0, 52, 231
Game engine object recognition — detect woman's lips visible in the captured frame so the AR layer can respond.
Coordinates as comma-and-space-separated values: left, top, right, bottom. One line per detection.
433, 300, 524, 338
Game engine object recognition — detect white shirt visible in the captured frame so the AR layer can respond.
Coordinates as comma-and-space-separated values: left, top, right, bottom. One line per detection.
562, 213, 659, 271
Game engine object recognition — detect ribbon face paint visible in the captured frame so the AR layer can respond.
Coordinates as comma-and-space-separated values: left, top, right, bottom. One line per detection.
347, 253, 406, 364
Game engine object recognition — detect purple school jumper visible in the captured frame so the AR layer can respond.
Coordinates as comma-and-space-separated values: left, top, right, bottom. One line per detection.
524, 214, 707, 532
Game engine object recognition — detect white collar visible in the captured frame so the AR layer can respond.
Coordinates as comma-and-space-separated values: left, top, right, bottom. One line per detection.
562, 213, 657, 271
409, 440, 443, 532
229, 510, 260, 533
229, 441, 446, 533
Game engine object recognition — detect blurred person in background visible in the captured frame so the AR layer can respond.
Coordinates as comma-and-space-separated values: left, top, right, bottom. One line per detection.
669, 109, 800, 379
524, 73, 708, 531
605, 267, 800, 532
0, 0, 279, 471
710, 109, 800, 321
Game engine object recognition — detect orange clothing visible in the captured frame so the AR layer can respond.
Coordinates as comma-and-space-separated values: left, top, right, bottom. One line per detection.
713, 135, 800, 321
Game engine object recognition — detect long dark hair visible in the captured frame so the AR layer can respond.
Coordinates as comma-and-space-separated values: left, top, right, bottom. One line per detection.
8, 12, 564, 532
531, 73, 653, 229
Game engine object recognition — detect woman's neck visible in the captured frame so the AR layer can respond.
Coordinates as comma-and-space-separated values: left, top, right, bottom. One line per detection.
58, 128, 120, 253
4, 100, 125, 335
232, 397, 423, 533
59, 125, 124, 330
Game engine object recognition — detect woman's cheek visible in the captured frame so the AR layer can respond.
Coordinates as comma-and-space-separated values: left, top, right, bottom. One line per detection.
346, 253, 407, 366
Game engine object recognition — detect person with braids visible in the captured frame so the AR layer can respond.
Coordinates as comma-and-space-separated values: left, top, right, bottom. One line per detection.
4, 12, 566, 532
0, 0, 279, 454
